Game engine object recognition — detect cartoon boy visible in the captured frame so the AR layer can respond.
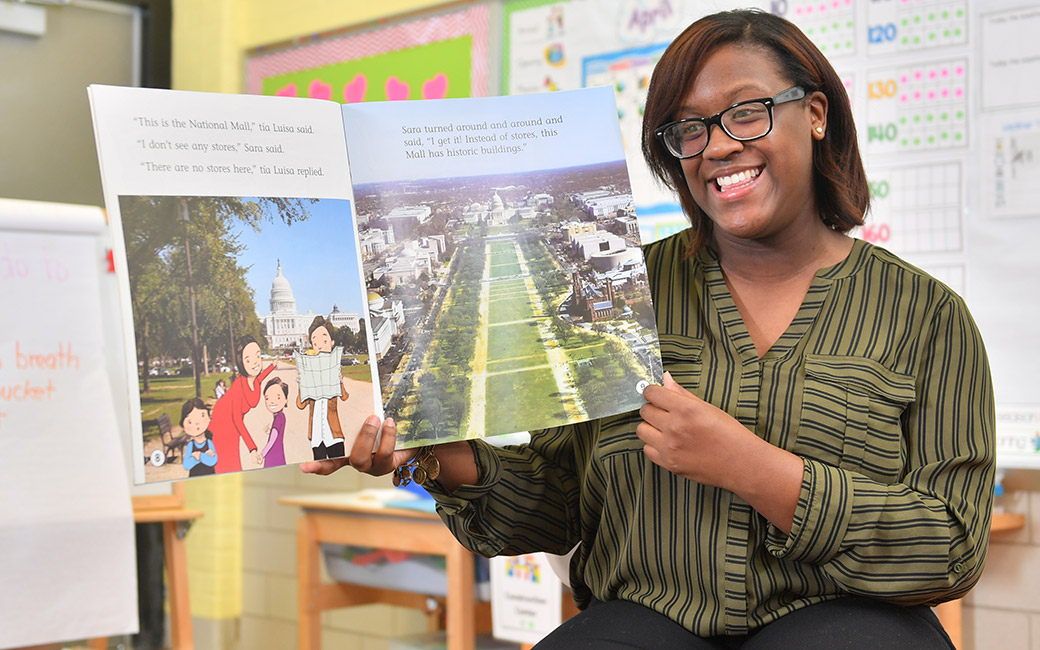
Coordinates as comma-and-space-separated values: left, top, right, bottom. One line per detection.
260, 377, 289, 468
296, 315, 350, 461
180, 397, 217, 477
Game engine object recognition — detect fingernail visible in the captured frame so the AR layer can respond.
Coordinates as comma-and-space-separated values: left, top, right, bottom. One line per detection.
385, 417, 396, 428
366, 415, 380, 426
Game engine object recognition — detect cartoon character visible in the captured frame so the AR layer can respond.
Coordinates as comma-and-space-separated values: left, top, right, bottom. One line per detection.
260, 376, 289, 468
296, 316, 350, 461
180, 397, 217, 477
209, 335, 274, 473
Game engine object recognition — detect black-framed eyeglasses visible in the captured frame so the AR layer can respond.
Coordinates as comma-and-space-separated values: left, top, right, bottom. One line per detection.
655, 86, 806, 159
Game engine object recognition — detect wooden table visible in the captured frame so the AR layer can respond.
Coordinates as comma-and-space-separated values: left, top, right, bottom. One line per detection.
280, 492, 487, 650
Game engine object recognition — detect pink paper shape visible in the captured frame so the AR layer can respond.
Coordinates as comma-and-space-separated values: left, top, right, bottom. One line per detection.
309, 79, 332, 100
422, 73, 449, 99
385, 76, 411, 101
275, 83, 298, 97
343, 73, 368, 103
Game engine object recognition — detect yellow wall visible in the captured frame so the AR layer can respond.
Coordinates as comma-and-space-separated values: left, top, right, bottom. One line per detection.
172, 0, 451, 92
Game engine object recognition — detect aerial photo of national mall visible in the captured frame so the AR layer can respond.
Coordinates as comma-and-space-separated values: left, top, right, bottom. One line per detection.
339, 160, 662, 445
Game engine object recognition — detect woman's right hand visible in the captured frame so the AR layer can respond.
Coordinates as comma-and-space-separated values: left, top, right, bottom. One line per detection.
300, 415, 412, 477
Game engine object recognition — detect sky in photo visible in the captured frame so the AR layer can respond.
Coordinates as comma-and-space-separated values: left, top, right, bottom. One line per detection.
234, 197, 367, 320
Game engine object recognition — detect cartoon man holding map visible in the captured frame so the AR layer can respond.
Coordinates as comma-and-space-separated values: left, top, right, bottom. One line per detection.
295, 315, 350, 460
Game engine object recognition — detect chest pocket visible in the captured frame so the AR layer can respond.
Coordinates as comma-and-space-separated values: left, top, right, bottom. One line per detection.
658, 333, 704, 392
798, 355, 916, 484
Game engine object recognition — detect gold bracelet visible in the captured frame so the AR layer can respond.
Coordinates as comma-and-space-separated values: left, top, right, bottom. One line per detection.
392, 446, 440, 487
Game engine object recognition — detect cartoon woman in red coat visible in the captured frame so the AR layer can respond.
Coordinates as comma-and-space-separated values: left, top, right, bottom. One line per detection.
210, 335, 274, 473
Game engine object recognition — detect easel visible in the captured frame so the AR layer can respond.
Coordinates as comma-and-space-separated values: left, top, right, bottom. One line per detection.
89, 483, 203, 650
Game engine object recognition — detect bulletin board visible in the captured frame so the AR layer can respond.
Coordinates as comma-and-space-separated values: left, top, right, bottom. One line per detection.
245, 3, 491, 101
245, 0, 1040, 467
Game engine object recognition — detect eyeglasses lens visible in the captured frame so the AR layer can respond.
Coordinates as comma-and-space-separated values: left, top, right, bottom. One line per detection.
662, 101, 772, 158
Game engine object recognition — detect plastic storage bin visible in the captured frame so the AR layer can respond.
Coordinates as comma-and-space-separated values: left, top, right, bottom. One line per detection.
321, 543, 491, 601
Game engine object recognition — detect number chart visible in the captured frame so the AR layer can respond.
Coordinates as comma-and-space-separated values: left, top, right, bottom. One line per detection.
864, 58, 968, 155
583, 44, 671, 211
866, 0, 967, 56
860, 161, 962, 256
773, 0, 857, 58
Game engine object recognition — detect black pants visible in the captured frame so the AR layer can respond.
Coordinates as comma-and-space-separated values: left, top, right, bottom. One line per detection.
533, 597, 955, 650
312, 440, 345, 461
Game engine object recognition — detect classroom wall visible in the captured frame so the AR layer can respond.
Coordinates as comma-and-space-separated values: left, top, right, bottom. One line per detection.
172, 0, 446, 93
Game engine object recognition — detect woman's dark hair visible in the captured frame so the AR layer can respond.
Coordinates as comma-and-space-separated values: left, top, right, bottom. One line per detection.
264, 376, 289, 399
641, 9, 869, 256
235, 335, 260, 376
180, 397, 209, 427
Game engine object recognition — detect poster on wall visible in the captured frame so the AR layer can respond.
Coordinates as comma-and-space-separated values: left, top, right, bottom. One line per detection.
501, 0, 766, 243
245, 5, 491, 102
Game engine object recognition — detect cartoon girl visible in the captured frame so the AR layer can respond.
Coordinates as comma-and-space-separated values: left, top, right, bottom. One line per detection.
180, 397, 217, 477
209, 335, 274, 473
260, 376, 289, 468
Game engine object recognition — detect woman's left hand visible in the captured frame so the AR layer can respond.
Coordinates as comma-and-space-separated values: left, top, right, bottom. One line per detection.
638, 372, 803, 533
637, 372, 757, 491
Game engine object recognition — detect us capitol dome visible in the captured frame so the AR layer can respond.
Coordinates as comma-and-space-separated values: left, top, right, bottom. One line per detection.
259, 260, 360, 349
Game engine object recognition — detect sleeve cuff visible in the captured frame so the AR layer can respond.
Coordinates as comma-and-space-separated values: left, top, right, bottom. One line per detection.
425, 439, 502, 515
766, 458, 853, 565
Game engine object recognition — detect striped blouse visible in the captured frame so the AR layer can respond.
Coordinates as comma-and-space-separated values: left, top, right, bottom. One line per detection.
426, 234, 995, 636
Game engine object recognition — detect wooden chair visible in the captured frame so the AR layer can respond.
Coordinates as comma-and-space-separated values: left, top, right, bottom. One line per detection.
157, 413, 189, 463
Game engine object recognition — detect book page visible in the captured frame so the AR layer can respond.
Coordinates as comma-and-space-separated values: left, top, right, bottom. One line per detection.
342, 87, 663, 448
89, 86, 378, 483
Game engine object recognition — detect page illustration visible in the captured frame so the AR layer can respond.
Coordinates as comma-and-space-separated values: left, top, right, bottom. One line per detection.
343, 87, 663, 448
89, 84, 663, 481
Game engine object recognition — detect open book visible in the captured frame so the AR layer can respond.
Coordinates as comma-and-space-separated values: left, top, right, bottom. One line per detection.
89, 85, 663, 484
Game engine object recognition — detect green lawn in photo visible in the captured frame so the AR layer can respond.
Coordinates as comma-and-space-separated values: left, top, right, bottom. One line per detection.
490, 262, 522, 278
485, 365, 564, 434
487, 353, 548, 374
560, 342, 607, 359
138, 373, 231, 439
488, 320, 546, 361
487, 225, 520, 237
488, 277, 526, 296
488, 294, 535, 323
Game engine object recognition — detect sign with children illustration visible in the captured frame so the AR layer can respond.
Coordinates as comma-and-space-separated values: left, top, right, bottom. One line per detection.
112, 194, 377, 483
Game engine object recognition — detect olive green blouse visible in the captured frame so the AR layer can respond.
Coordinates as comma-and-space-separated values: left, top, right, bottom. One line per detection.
425, 234, 995, 636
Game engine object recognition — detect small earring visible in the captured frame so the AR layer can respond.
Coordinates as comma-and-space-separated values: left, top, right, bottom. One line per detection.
815, 126, 824, 135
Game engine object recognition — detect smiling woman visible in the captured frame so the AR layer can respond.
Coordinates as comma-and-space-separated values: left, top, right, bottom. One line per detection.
305, 10, 996, 650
